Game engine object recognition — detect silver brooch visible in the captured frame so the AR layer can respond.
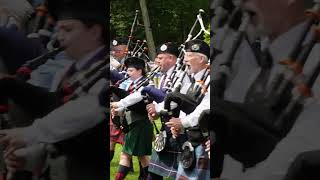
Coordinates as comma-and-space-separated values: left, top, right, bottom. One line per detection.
112, 40, 118, 46
160, 44, 167, 51
191, 44, 200, 51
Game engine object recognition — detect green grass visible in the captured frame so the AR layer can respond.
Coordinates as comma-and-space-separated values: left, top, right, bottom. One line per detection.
110, 120, 171, 179
110, 143, 141, 179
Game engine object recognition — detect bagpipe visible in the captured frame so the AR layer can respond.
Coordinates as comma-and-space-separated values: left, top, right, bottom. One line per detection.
257, 1, 320, 137
114, 10, 150, 72
15, 46, 64, 81
0, 53, 109, 125
61, 60, 109, 102
6, 56, 109, 179
126, 10, 150, 60
164, 9, 209, 94
208, 3, 274, 171
0, 46, 63, 115
110, 65, 161, 108
236, 1, 320, 139
110, 74, 150, 133
131, 39, 149, 60
158, 64, 210, 169
159, 9, 210, 119
212, 8, 251, 98
125, 10, 140, 58
113, 38, 150, 72
146, 9, 211, 110
114, 8, 212, 134
26, 0, 57, 46
153, 9, 211, 155
109, 65, 164, 132
211, 6, 243, 59
211, 0, 236, 31
163, 64, 210, 115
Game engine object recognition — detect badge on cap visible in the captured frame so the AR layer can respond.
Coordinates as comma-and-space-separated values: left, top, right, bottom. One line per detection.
191, 44, 200, 51
160, 44, 167, 51
112, 40, 118, 46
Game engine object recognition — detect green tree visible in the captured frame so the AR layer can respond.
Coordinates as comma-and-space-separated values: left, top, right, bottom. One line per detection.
110, 0, 210, 46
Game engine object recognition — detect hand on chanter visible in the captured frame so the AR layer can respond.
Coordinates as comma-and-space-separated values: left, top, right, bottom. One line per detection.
146, 103, 159, 120
165, 118, 183, 138
169, 127, 181, 139
110, 102, 119, 109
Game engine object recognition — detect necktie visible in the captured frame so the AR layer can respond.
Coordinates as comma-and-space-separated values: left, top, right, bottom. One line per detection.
187, 76, 197, 94
160, 73, 167, 91
128, 82, 135, 93
61, 63, 77, 89
244, 49, 273, 103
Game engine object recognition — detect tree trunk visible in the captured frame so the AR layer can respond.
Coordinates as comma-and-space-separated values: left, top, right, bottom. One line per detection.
139, 0, 156, 62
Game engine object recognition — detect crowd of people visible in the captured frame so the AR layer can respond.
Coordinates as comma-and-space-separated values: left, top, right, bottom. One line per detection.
110, 38, 211, 180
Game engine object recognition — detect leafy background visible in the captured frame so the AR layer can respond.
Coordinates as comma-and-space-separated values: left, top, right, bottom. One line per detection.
110, 0, 210, 47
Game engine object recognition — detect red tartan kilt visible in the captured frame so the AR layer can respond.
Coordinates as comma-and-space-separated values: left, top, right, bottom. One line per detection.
110, 118, 125, 145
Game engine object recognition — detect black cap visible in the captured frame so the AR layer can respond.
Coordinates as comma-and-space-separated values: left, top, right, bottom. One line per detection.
124, 57, 145, 70
48, 0, 106, 25
112, 37, 128, 47
185, 39, 210, 59
156, 42, 179, 57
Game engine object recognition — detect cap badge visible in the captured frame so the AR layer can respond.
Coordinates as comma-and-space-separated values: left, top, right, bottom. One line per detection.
112, 40, 118, 46
191, 44, 200, 51
160, 44, 167, 51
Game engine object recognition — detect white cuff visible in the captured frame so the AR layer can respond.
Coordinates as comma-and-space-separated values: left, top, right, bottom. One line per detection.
118, 91, 143, 108
154, 101, 163, 114
180, 112, 192, 128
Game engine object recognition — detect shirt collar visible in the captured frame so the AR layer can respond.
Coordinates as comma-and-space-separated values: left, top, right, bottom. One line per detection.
74, 45, 105, 71
268, 21, 310, 64
133, 76, 144, 85
192, 68, 207, 81
165, 66, 175, 77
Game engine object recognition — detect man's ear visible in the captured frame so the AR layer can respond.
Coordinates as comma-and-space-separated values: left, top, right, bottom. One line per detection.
200, 56, 206, 64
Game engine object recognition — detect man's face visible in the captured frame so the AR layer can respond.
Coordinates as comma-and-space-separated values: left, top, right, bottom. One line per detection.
184, 52, 203, 74
112, 45, 127, 60
127, 67, 142, 80
57, 19, 97, 59
242, 0, 288, 37
155, 53, 175, 73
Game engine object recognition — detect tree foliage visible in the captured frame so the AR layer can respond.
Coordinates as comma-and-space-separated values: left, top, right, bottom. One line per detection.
110, 0, 210, 46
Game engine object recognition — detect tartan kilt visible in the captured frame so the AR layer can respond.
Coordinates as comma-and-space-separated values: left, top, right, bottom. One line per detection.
148, 134, 187, 179
176, 144, 210, 180
148, 149, 180, 179
110, 118, 125, 145
122, 119, 153, 156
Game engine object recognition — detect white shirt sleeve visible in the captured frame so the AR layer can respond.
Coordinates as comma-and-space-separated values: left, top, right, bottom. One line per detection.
180, 90, 210, 128
117, 91, 143, 108
155, 101, 164, 113
22, 95, 105, 144
21, 80, 106, 144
